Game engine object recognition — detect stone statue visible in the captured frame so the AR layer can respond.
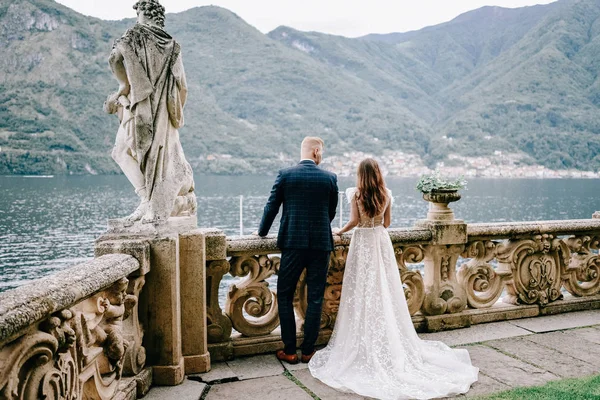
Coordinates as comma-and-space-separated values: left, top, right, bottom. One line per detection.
104, 0, 196, 224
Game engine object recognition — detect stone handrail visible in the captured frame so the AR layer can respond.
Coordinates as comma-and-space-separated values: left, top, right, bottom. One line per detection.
467, 219, 600, 239
226, 227, 433, 254
0, 254, 138, 346
206, 219, 600, 360
0, 253, 149, 400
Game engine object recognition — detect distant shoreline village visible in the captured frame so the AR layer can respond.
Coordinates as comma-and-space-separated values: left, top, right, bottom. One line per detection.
324, 151, 600, 178
203, 151, 600, 178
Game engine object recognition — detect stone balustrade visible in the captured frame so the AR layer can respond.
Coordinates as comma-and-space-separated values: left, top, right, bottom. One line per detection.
1, 217, 600, 398
206, 219, 600, 361
0, 253, 151, 400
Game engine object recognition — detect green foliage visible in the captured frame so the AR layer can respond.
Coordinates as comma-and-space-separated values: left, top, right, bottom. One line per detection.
415, 170, 467, 193
0, 4, 8, 19
0, 150, 120, 175
477, 374, 600, 400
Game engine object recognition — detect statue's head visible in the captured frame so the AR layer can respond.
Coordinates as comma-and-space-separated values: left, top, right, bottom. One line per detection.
133, 0, 166, 28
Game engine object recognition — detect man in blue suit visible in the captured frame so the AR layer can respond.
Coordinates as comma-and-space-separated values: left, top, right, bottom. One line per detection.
258, 137, 339, 364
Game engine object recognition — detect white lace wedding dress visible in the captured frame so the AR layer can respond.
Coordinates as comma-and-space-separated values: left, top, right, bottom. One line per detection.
309, 188, 478, 400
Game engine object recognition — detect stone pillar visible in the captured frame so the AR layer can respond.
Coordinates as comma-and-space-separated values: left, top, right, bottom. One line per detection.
179, 229, 211, 374
145, 235, 185, 385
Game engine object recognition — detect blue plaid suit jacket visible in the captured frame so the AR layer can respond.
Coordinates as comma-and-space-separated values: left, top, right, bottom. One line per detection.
259, 160, 339, 251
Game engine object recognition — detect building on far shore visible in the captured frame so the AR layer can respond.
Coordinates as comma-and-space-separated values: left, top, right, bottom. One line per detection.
321, 151, 600, 178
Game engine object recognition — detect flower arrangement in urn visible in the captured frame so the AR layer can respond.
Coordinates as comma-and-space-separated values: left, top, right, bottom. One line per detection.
416, 170, 467, 194
416, 170, 467, 221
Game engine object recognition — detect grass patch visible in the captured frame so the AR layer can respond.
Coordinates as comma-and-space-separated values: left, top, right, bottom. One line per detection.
476, 374, 600, 399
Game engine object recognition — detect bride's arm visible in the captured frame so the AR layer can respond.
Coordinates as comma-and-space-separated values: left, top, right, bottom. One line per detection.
335, 197, 359, 235
384, 203, 391, 228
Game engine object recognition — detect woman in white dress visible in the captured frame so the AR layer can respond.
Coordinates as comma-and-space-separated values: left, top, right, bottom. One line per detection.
309, 158, 478, 400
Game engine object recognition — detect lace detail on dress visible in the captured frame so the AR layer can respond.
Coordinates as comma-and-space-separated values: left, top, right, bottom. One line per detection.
309, 191, 478, 400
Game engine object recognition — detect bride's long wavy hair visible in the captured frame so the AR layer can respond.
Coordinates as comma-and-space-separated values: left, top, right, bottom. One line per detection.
356, 158, 388, 218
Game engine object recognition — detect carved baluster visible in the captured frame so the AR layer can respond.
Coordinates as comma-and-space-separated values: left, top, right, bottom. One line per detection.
563, 236, 600, 297
394, 245, 426, 315
421, 244, 466, 315
458, 241, 510, 308
206, 260, 233, 343
122, 275, 146, 376
226, 255, 280, 337
293, 270, 308, 326
293, 245, 348, 331
496, 234, 568, 306
319, 245, 348, 330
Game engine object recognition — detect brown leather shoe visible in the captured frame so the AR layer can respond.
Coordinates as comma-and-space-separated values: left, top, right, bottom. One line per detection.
301, 350, 316, 363
276, 350, 298, 364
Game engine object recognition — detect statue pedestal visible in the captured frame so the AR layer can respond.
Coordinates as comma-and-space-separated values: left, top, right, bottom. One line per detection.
414, 219, 467, 245
96, 215, 211, 386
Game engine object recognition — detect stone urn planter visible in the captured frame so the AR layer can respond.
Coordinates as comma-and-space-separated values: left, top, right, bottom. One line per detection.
423, 189, 461, 221
416, 170, 466, 223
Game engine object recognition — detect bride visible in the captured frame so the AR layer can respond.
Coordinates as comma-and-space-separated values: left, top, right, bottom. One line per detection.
309, 158, 478, 400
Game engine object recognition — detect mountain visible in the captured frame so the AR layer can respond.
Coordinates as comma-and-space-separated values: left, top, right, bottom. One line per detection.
271, 0, 600, 171
0, 0, 431, 175
0, 0, 599, 175
362, 4, 560, 80
0, 0, 127, 173
266, 5, 559, 124
436, 0, 600, 170
168, 7, 431, 173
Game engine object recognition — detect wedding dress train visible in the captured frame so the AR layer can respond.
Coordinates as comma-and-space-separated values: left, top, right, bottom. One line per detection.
309, 188, 478, 400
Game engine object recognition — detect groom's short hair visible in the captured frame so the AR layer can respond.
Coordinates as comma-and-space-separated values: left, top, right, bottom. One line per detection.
301, 136, 324, 152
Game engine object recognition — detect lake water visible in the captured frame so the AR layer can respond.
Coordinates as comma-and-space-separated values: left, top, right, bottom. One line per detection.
1, 174, 599, 292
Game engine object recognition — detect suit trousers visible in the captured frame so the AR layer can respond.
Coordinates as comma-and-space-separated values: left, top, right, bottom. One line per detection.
277, 249, 330, 355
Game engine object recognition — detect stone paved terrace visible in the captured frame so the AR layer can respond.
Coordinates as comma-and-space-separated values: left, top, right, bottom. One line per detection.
144, 310, 600, 399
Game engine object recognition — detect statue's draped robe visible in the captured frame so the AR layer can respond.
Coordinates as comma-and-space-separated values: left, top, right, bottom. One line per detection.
115, 23, 194, 219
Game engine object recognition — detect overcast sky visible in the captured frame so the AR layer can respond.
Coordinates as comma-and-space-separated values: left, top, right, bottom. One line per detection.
54, 0, 557, 37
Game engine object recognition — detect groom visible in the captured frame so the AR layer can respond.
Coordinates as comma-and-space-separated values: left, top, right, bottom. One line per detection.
257, 137, 339, 364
